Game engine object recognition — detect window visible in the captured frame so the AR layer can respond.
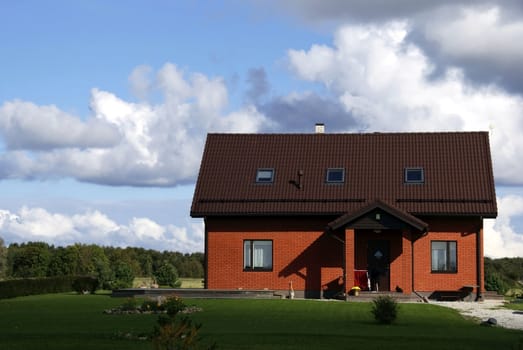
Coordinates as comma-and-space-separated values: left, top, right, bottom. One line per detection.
244, 240, 273, 270
256, 168, 274, 183
326, 168, 345, 183
431, 241, 457, 273
405, 167, 424, 183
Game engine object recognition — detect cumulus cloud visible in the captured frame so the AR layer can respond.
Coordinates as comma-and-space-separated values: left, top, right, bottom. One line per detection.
484, 195, 523, 258
0, 100, 119, 150
0, 63, 272, 186
417, 5, 523, 91
287, 21, 523, 185
258, 91, 359, 133
259, 1, 523, 91
0, 206, 202, 252
262, 0, 523, 24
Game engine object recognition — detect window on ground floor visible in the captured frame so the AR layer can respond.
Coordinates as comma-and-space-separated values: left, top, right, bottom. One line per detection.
431, 241, 457, 273
244, 240, 273, 271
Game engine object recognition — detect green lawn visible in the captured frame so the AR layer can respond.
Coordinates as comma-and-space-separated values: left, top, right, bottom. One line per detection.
0, 294, 521, 350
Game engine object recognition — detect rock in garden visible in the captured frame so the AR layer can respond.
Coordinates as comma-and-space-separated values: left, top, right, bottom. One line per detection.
481, 318, 497, 326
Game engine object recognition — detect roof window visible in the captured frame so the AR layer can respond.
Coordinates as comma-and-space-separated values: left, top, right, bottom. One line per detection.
256, 168, 274, 183
405, 167, 424, 183
326, 168, 345, 183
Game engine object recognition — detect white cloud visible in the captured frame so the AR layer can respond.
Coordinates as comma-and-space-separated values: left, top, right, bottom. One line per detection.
287, 21, 523, 185
484, 195, 523, 258
129, 217, 165, 241
423, 6, 523, 70
0, 100, 119, 150
0, 63, 272, 186
0, 206, 202, 252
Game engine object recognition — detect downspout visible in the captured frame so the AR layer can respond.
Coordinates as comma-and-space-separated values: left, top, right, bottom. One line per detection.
204, 217, 208, 290
476, 219, 483, 301
411, 234, 415, 294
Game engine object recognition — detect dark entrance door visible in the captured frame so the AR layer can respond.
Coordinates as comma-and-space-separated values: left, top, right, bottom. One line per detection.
367, 240, 390, 291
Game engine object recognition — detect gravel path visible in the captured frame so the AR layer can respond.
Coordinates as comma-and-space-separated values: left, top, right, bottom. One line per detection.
433, 300, 523, 331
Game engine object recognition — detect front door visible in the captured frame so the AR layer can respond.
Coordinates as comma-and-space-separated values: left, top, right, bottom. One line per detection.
367, 240, 390, 291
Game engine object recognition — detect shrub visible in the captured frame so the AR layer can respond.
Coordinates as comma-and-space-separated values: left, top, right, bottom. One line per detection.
109, 263, 135, 290
151, 296, 215, 350
154, 262, 181, 288
72, 276, 99, 294
141, 298, 161, 312
485, 273, 508, 295
0, 275, 98, 299
371, 295, 398, 324
120, 297, 140, 311
162, 295, 185, 317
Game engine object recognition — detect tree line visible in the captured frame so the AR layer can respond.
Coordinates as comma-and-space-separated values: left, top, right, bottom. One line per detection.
0, 237, 203, 289
484, 256, 523, 295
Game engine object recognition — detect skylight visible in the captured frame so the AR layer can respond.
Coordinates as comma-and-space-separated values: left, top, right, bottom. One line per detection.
256, 168, 274, 183
326, 168, 345, 183
405, 167, 424, 183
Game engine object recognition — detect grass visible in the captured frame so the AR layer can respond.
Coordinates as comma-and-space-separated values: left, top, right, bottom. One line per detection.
505, 298, 523, 311
0, 293, 155, 350
179, 278, 204, 288
189, 299, 523, 350
0, 294, 522, 350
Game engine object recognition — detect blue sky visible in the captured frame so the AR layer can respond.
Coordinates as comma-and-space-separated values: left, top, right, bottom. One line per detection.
1, 0, 523, 257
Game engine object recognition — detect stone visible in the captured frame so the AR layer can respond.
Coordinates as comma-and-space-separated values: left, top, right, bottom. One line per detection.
481, 318, 497, 326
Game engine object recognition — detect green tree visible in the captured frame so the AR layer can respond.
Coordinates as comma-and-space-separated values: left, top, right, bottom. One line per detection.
155, 261, 181, 287
48, 245, 80, 276
0, 237, 7, 279
76, 244, 113, 289
110, 262, 135, 289
9, 242, 52, 278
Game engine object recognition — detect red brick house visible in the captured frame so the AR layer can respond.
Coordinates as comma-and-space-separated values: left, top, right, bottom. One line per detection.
191, 130, 497, 299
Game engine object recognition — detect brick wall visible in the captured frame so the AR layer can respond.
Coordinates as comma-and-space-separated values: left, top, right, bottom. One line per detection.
205, 217, 342, 296
413, 217, 482, 292
205, 216, 483, 296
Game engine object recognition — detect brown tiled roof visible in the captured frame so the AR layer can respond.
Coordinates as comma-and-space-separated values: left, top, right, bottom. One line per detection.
190, 132, 497, 218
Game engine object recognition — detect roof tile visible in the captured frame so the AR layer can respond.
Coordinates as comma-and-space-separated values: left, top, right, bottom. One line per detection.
191, 132, 497, 218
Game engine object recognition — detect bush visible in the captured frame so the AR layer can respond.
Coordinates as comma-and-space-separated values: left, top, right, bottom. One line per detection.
142, 298, 162, 312
371, 295, 398, 324
72, 276, 99, 294
120, 297, 140, 311
151, 296, 215, 350
162, 295, 185, 317
109, 263, 135, 290
154, 262, 181, 288
485, 273, 508, 295
0, 275, 98, 299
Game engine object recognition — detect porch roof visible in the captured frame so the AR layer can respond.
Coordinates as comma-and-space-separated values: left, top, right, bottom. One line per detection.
327, 199, 429, 232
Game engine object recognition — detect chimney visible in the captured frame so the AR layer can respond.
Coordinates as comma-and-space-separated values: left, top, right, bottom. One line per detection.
315, 123, 325, 134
